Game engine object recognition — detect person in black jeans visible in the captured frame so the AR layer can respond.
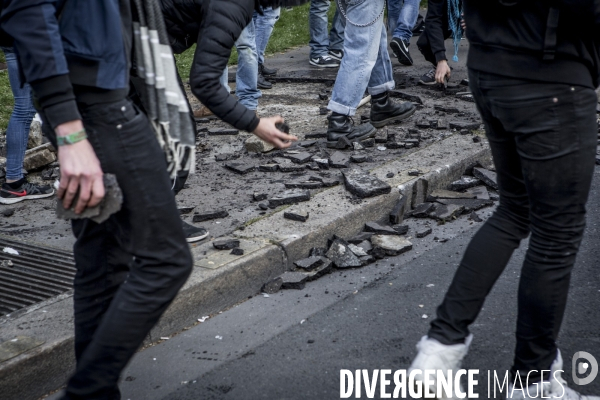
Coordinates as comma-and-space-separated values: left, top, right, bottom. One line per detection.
409, 1, 600, 399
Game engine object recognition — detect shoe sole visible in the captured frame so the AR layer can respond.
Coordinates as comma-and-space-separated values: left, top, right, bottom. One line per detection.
309, 60, 339, 68
186, 231, 209, 243
257, 84, 273, 90
370, 106, 417, 128
389, 40, 413, 66
418, 79, 438, 86
326, 126, 377, 148
0, 191, 55, 205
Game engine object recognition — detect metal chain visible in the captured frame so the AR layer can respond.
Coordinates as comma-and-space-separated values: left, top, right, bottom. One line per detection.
335, 0, 386, 27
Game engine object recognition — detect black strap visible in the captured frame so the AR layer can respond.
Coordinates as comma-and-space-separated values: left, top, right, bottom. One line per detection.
543, 6, 560, 60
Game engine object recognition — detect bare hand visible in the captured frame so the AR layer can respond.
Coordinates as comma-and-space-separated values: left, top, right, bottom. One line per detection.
253, 116, 298, 149
56, 120, 105, 214
435, 60, 451, 85
460, 13, 466, 30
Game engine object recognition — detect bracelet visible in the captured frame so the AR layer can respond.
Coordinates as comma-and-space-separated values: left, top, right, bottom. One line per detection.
57, 129, 88, 146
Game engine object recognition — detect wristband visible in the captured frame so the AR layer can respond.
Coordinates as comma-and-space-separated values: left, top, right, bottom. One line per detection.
57, 129, 88, 146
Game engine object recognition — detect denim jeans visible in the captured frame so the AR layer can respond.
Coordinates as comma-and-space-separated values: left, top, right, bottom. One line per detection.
254, 7, 280, 65
428, 70, 598, 382
235, 22, 261, 110
309, 0, 345, 59
2, 47, 37, 181
40, 99, 193, 400
386, 0, 420, 41
328, 0, 394, 116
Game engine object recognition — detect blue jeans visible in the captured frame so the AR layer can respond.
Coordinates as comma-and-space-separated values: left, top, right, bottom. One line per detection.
2, 47, 37, 181
387, 0, 419, 41
309, 0, 345, 59
235, 22, 261, 110
328, 0, 394, 116
254, 7, 280, 65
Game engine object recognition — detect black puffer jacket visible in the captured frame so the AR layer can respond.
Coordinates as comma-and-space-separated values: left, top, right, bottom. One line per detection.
161, 0, 259, 132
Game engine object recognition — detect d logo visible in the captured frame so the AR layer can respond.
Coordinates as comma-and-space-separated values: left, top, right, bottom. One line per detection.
572, 351, 598, 386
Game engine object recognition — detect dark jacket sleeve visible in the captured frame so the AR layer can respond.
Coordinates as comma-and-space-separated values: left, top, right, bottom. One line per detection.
189, 0, 260, 132
423, 0, 449, 63
1, 0, 81, 128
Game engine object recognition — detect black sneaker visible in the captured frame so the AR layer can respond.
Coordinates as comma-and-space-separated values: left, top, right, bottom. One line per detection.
389, 37, 413, 66
257, 73, 272, 89
182, 220, 209, 243
309, 55, 340, 68
326, 113, 376, 147
419, 68, 437, 85
0, 178, 54, 204
328, 49, 344, 61
259, 63, 277, 76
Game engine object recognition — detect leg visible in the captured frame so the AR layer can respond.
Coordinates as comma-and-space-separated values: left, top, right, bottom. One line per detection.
328, 0, 387, 116
309, 0, 331, 59
328, 5, 346, 53
392, 0, 419, 41
387, 0, 402, 33
59, 99, 193, 399
253, 7, 280, 66
2, 47, 36, 182
367, 23, 394, 96
235, 22, 261, 111
416, 31, 438, 66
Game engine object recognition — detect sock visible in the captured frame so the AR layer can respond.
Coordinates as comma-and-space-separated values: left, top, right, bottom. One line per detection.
6, 178, 26, 189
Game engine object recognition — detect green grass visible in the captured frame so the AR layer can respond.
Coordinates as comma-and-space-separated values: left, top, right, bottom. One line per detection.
176, 3, 336, 81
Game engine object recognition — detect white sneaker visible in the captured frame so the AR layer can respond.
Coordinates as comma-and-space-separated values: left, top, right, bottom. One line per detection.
507, 350, 600, 399
409, 334, 473, 399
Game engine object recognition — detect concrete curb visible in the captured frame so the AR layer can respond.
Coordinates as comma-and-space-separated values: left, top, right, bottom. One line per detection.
0, 133, 491, 400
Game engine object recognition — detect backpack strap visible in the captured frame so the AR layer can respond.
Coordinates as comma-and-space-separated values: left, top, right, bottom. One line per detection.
543, 5, 560, 60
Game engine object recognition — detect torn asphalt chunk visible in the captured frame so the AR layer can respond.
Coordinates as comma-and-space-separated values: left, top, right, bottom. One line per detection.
213, 238, 240, 250
342, 169, 391, 198
472, 167, 498, 190
389, 195, 407, 225
294, 256, 324, 271
371, 235, 413, 256
329, 151, 350, 168
193, 209, 229, 222
449, 176, 481, 191
364, 221, 398, 235
284, 209, 310, 222
225, 162, 255, 175
261, 277, 283, 294
280, 272, 309, 290
326, 238, 362, 269
269, 190, 311, 207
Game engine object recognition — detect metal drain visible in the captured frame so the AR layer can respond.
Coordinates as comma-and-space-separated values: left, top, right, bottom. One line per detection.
0, 236, 75, 317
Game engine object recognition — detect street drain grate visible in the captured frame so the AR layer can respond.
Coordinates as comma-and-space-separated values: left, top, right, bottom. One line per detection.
0, 236, 75, 317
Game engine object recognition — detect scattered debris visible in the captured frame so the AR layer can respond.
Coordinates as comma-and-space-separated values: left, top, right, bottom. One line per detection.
393, 224, 409, 235
2, 209, 14, 217
230, 248, 244, 256
56, 174, 122, 223
259, 164, 279, 172
348, 232, 373, 244
389, 195, 407, 225
472, 167, 498, 190
24, 143, 57, 171
261, 277, 283, 294
342, 169, 391, 198
269, 190, 311, 207
375, 131, 388, 143
178, 206, 195, 215
225, 162, 255, 175
469, 211, 483, 222
208, 128, 238, 136
245, 135, 274, 153
427, 189, 475, 201
434, 105, 460, 114
449, 121, 480, 130
465, 186, 490, 200
350, 154, 368, 163
334, 136, 352, 150
371, 235, 413, 257
288, 152, 313, 164
213, 239, 240, 250
416, 226, 433, 238
294, 256, 324, 271
449, 176, 481, 191
348, 244, 369, 257
253, 193, 268, 201
281, 271, 309, 290
193, 209, 229, 222
360, 138, 375, 148
329, 151, 350, 168
429, 203, 465, 222
436, 198, 494, 213
284, 209, 309, 222
411, 203, 434, 218
2, 247, 18, 255
326, 238, 362, 269
364, 221, 398, 235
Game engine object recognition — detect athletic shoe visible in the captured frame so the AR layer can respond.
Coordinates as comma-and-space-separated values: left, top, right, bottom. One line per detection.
389, 37, 414, 66
370, 92, 416, 128
328, 49, 344, 61
0, 178, 54, 204
259, 63, 277, 76
419, 68, 437, 85
309, 55, 340, 68
182, 220, 209, 243
507, 350, 600, 399
257, 73, 272, 90
408, 334, 473, 399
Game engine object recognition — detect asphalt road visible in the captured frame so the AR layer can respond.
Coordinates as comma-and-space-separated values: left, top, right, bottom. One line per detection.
75, 168, 600, 400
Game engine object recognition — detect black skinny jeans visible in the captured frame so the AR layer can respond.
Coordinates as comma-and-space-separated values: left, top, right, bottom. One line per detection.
428, 69, 598, 381
43, 99, 193, 399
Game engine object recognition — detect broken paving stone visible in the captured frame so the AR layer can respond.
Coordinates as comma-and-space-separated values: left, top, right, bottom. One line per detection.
279, 164, 305, 172
294, 256, 324, 271
353, 142, 365, 151
408, 169, 422, 176
285, 181, 322, 189
342, 169, 391, 198
2, 209, 14, 217
225, 162, 255, 175
178, 206, 195, 215
360, 138, 375, 148
258, 202, 269, 210
434, 105, 460, 114
364, 221, 398, 235
245, 136, 274, 153
305, 130, 328, 139
326, 238, 362, 269
334, 136, 352, 150
389, 195, 407, 225
416, 119, 431, 129
357, 240, 372, 254
359, 255, 376, 266
329, 151, 350, 168
281, 272, 309, 290
386, 172, 395, 178
403, 139, 420, 148
262, 277, 283, 294
269, 190, 311, 207
348, 232, 373, 244
449, 176, 481, 191
488, 190, 500, 201
351, 154, 368, 163
465, 185, 490, 200
473, 136, 481, 143
393, 224, 409, 235
288, 152, 313, 164
429, 203, 465, 222
437, 198, 494, 213
412, 202, 435, 218
449, 121, 481, 130
213, 239, 240, 250
427, 189, 476, 201
56, 174, 122, 223
375, 131, 388, 143
253, 193, 268, 202
469, 211, 483, 222
305, 258, 333, 281
472, 167, 498, 190
386, 141, 405, 149
230, 248, 244, 256
319, 106, 329, 115
348, 244, 369, 257
208, 128, 239, 136
193, 209, 229, 222
322, 178, 340, 187
309, 247, 327, 257
371, 235, 413, 256
416, 226, 433, 238
434, 119, 449, 130
299, 140, 317, 148
24, 144, 57, 171
284, 209, 310, 222
314, 158, 330, 169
